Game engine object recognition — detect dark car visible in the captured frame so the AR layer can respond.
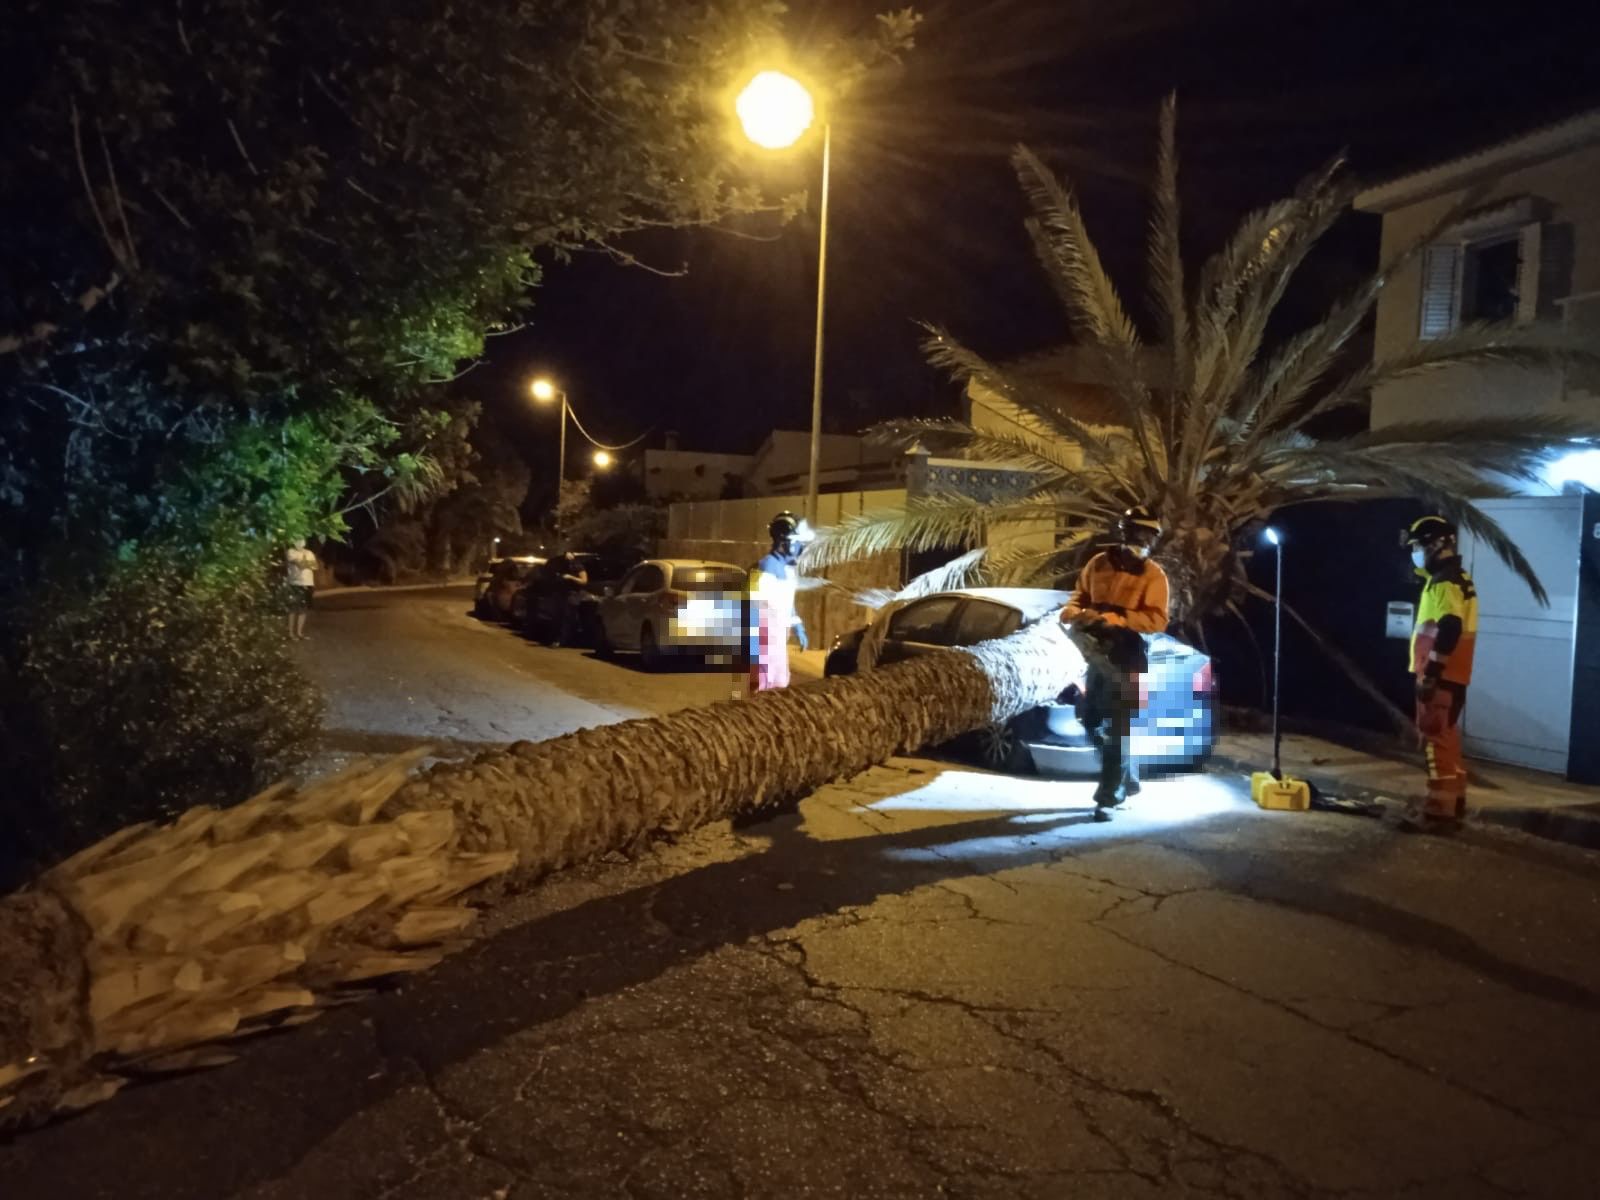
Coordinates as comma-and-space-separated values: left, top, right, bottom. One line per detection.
825, 587, 1216, 775
517, 551, 634, 647
475, 556, 544, 621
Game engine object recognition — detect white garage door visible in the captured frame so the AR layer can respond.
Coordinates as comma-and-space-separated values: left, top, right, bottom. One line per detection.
1459, 496, 1582, 773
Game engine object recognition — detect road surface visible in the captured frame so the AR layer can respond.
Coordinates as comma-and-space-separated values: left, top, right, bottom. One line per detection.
4, 586, 1599, 1199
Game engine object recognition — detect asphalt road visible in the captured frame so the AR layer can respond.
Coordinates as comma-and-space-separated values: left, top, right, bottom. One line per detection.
5, 586, 1600, 1199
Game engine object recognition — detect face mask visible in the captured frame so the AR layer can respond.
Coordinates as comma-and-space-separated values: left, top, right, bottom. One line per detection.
1411, 547, 1428, 570
1127, 543, 1151, 560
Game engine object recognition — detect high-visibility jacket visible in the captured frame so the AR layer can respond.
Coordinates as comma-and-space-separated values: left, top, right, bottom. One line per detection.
1060, 552, 1170, 635
1411, 558, 1477, 686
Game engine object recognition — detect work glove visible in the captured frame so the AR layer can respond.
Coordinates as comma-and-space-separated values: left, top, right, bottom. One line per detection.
794, 622, 809, 652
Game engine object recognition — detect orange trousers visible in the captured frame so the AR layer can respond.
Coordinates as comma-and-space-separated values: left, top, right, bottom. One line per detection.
1416, 683, 1467, 819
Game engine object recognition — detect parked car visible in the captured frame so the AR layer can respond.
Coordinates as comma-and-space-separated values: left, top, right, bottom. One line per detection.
516, 551, 634, 647
594, 559, 748, 668
825, 587, 1215, 775
474, 556, 544, 621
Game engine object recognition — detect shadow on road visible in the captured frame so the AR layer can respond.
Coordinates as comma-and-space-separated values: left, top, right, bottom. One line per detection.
0, 805, 1115, 1196
7, 790, 1600, 1197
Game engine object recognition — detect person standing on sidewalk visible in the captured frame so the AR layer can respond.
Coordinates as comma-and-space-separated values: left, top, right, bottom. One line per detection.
1059, 507, 1169, 820
1402, 514, 1479, 832
746, 511, 811, 693
285, 538, 319, 640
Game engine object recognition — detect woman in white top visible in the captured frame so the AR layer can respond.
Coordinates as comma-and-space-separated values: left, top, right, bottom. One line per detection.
285, 538, 318, 640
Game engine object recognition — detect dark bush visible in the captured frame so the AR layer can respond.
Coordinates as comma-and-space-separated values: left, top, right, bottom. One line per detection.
0, 557, 323, 887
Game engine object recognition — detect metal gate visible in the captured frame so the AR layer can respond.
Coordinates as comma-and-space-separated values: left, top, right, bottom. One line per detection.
1459, 496, 1584, 773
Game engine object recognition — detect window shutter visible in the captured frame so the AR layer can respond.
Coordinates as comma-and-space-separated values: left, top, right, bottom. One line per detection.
1516, 222, 1542, 324
1538, 221, 1575, 316
1418, 243, 1460, 340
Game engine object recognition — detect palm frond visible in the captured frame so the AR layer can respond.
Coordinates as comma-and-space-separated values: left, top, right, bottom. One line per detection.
804, 493, 1065, 571
1261, 450, 1549, 603
1303, 321, 1600, 425
1239, 186, 1498, 443
1011, 146, 1142, 357
918, 325, 1124, 466
1011, 145, 1163, 480
1147, 93, 1189, 408
852, 547, 989, 610
1338, 414, 1600, 454
866, 416, 1080, 477
1244, 582, 1415, 736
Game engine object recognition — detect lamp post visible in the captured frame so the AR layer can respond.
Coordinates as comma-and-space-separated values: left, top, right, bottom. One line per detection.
529, 377, 568, 495
1263, 526, 1285, 780
736, 69, 827, 525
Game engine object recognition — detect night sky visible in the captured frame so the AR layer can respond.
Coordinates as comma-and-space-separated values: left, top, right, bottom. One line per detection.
467, 0, 1600, 506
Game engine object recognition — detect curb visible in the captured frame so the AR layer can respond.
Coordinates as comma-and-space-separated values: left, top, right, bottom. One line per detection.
1208, 750, 1600, 851
316, 579, 474, 598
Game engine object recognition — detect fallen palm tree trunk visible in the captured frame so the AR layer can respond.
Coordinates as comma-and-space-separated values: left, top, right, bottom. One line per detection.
0, 619, 1074, 1127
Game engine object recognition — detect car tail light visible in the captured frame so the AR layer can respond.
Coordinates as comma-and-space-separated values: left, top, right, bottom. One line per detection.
1193, 661, 1214, 695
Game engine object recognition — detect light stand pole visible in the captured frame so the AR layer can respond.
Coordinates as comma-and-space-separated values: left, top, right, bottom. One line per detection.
1267, 526, 1284, 780
734, 69, 828, 524
1250, 525, 1309, 810
530, 378, 569, 535
805, 122, 831, 526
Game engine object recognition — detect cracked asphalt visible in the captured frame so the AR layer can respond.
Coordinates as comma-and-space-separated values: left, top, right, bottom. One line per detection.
5, 586, 1600, 1199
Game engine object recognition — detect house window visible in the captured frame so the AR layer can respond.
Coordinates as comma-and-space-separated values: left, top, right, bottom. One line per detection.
1417, 203, 1558, 340
1461, 236, 1523, 323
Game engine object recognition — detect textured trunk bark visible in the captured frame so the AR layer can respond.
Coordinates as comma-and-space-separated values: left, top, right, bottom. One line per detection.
0, 619, 1075, 1126
389, 617, 1074, 877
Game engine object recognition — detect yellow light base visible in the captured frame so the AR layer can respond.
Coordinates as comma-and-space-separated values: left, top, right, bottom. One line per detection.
1251, 772, 1311, 811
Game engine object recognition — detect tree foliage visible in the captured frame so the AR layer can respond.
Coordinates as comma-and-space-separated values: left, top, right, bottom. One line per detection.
0, 0, 919, 873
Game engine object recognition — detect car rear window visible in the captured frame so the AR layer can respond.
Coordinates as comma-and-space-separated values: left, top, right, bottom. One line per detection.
888, 597, 962, 644
672, 566, 746, 591
952, 600, 1022, 645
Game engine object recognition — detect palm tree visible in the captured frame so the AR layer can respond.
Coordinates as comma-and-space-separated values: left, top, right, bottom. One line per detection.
808, 97, 1600, 706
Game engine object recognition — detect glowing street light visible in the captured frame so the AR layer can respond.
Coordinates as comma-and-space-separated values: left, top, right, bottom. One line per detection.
529, 376, 570, 496
735, 70, 814, 150
592, 449, 613, 470
735, 68, 829, 524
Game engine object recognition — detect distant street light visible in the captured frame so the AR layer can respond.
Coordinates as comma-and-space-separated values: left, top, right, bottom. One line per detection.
736, 68, 829, 524
592, 449, 613, 470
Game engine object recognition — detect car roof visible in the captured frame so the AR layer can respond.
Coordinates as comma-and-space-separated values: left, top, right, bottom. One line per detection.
654, 559, 746, 571
945, 587, 1073, 622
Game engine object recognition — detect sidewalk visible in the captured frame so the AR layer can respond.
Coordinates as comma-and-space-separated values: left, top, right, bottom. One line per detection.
1212, 731, 1600, 849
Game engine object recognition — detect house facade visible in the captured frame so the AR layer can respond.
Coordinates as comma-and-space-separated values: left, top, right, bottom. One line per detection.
1354, 109, 1600, 781
642, 430, 906, 503
1356, 107, 1600, 441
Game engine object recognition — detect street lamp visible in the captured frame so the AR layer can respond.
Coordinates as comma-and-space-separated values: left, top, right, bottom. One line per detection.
529, 377, 569, 494
736, 68, 829, 525
592, 449, 613, 470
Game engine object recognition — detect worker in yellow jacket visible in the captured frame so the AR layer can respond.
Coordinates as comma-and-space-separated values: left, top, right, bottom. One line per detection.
1403, 514, 1478, 831
1060, 507, 1170, 819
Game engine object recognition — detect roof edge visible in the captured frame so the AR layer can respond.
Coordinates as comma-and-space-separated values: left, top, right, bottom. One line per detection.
1354, 107, 1600, 214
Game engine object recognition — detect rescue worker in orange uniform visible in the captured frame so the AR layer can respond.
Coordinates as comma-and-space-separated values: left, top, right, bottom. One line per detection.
1403, 514, 1478, 831
1060, 507, 1170, 820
